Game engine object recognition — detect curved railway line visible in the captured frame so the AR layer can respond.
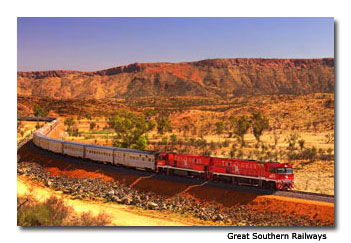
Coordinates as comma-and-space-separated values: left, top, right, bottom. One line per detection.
17, 117, 334, 204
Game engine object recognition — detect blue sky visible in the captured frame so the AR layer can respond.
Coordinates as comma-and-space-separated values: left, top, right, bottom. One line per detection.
17, 17, 334, 71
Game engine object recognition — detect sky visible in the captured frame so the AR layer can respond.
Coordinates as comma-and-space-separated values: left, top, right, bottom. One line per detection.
17, 17, 334, 71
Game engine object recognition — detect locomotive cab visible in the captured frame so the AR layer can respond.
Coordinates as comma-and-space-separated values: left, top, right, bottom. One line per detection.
266, 163, 294, 190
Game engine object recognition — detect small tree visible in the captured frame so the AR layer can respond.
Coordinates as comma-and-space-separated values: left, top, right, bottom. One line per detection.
17, 121, 22, 133
285, 133, 300, 151
35, 122, 42, 130
298, 139, 305, 151
215, 121, 225, 142
85, 112, 92, 120
182, 124, 190, 137
157, 117, 171, 135
273, 131, 280, 148
170, 134, 177, 144
89, 121, 96, 131
327, 148, 333, 156
64, 118, 75, 132
325, 133, 334, 144
251, 112, 269, 143
33, 105, 48, 117
233, 115, 251, 147
108, 110, 155, 149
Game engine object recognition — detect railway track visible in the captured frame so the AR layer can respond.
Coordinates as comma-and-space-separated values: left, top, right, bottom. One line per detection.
274, 190, 334, 203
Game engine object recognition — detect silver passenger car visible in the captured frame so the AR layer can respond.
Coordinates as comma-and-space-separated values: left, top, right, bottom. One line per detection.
85, 144, 114, 164
113, 147, 156, 170
63, 141, 85, 158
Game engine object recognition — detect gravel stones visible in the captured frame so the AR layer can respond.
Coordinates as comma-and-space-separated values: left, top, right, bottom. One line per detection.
17, 162, 328, 226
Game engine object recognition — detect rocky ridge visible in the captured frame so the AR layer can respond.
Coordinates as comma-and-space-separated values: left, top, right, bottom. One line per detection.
18, 58, 334, 99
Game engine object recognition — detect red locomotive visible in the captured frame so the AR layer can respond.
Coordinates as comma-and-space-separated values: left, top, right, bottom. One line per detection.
156, 153, 294, 190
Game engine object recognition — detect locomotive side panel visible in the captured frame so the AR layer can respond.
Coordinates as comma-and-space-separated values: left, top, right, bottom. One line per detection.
170, 154, 210, 171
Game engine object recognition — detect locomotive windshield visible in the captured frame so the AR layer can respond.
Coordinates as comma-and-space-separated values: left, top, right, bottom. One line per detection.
277, 168, 293, 174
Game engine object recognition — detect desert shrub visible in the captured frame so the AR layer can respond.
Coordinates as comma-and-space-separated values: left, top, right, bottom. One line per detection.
215, 121, 225, 138
91, 130, 113, 134
18, 196, 111, 226
68, 212, 111, 226
298, 139, 305, 151
33, 105, 49, 117
189, 137, 196, 146
230, 149, 236, 158
325, 133, 334, 144
253, 150, 260, 159
64, 118, 75, 131
90, 121, 96, 131
261, 143, 267, 151
237, 150, 244, 159
222, 139, 229, 147
18, 196, 71, 226
291, 146, 318, 162
68, 129, 80, 137
202, 150, 211, 156
35, 122, 42, 130
287, 151, 298, 161
324, 99, 334, 108
209, 141, 216, 150
285, 133, 300, 150
272, 151, 279, 161
157, 117, 172, 135
177, 138, 184, 146
170, 134, 177, 144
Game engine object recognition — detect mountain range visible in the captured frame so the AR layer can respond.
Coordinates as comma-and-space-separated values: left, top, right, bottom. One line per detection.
17, 58, 334, 99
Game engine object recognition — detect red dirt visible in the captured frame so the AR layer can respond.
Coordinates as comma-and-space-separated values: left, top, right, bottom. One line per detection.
45, 167, 114, 182
247, 195, 334, 225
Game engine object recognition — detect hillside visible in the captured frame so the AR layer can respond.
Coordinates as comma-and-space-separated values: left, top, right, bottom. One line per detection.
17, 58, 334, 99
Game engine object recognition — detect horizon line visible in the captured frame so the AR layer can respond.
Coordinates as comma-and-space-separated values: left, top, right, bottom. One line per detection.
17, 56, 334, 73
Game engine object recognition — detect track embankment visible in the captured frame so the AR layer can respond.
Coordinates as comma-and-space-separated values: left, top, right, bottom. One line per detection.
18, 140, 334, 226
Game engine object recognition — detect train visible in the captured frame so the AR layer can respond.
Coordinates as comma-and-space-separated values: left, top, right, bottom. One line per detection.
32, 118, 294, 190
